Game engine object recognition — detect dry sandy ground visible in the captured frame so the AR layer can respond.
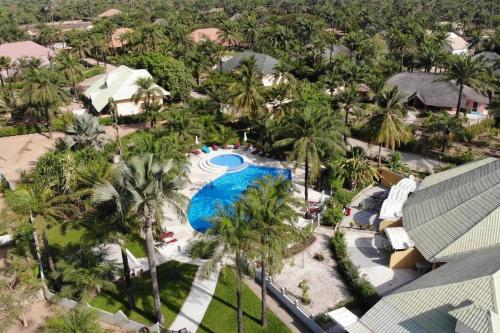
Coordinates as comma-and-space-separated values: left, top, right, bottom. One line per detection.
0, 124, 143, 183
273, 233, 351, 316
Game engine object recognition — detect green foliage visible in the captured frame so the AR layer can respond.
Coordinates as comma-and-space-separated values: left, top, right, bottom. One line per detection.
83, 66, 106, 79
188, 239, 218, 259
321, 206, 344, 227
331, 232, 379, 311
44, 306, 104, 333
13, 223, 35, 257
118, 53, 193, 101
298, 279, 311, 304
442, 149, 477, 165
387, 152, 411, 175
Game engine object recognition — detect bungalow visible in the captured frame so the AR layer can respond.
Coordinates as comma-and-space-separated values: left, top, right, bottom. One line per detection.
189, 28, 226, 46
97, 8, 122, 18
473, 51, 500, 78
322, 44, 351, 62
0, 41, 54, 77
386, 72, 489, 115
221, 51, 280, 87
109, 28, 133, 49
443, 32, 469, 55
83, 65, 169, 116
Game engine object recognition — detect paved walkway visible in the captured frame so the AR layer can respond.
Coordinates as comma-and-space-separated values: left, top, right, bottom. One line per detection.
347, 138, 442, 173
169, 265, 221, 333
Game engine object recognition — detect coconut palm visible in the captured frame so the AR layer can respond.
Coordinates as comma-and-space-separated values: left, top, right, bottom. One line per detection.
273, 107, 345, 203
338, 84, 359, 143
22, 67, 68, 138
241, 176, 301, 327
362, 88, 411, 166
108, 97, 122, 155
443, 55, 488, 117
240, 14, 259, 48
54, 51, 84, 99
191, 202, 256, 333
425, 111, 466, 152
63, 114, 109, 151
0, 56, 11, 88
217, 20, 240, 50
92, 154, 187, 325
335, 152, 379, 190
132, 77, 164, 128
229, 56, 265, 117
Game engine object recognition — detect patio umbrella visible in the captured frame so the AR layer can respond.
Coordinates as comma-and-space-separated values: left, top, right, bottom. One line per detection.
321, 190, 325, 203
195, 136, 199, 145
243, 131, 247, 142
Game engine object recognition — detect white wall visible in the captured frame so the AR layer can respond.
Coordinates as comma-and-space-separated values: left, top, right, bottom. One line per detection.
116, 98, 163, 116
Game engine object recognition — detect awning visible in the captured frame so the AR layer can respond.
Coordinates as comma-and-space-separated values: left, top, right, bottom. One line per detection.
384, 227, 414, 250
327, 307, 360, 329
379, 176, 418, 221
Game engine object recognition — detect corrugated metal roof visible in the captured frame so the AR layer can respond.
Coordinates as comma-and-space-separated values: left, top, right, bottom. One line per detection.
221, 51, 278, 75
357, 247, 500, 333
402, 158, 500, 261
449, 304, 499, 333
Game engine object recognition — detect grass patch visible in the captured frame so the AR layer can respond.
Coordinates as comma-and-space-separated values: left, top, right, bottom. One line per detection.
83, 66, 106, 78
91, 261, 198, 326
46, 224, 147, 258
198, 267, 291, 333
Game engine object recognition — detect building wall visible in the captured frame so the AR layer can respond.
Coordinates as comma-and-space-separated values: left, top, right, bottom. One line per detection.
389, 247, 426, 269
115, 97, 163, 116
378, 168, 405, 188
379, 219, 403, 234
262, 73, 282, 87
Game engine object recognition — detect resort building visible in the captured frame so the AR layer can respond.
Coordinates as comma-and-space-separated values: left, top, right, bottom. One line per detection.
19, 20, 93, 36
221, 51, 280, 87
97, 8, 122, 18
109, 28, 133, 49
473, 51, 500, 78
443, 32, 469, 55
322, 44, 351, 62
387, 72, 489, 116
0, 41, 54, 77
189, 28, 226, 46
83, 65, 169, 116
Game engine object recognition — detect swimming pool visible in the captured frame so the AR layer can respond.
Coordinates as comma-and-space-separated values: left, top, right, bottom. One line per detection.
187, 165, 292, 232
209, 154, 244, 168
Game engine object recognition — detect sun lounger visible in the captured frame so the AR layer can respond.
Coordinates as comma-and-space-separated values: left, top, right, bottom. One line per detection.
165, 238, 177, 244
211, 144, 219, 151
251, 149, 261, 155
245, 144, 253, 151
191, 149, 201, 155
201, 146, 211, 153
234, 143, 241, 149
160, 231, 174, 240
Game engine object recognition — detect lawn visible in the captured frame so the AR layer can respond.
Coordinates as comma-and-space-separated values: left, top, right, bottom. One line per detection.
46, 224, 147, 258
198, 267, 291, 333
90, 261, 198, 326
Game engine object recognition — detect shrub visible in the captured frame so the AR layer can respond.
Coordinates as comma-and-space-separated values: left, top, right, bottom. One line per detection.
442, 148, 476, 165
313, 253, 325, 261
188, 239, 217, 259
321, 206, 344, 227
331, 232, 379, 311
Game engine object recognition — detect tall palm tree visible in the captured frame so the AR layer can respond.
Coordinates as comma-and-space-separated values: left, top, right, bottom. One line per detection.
54, 51, 85, 99
191, 202, 256, 333
22, 67, 68, 138
240, 14, 259, 48
92, 154, 187, 325
273, 108, 345, 203
108, 97, 122, 155
132, 77, 164, 127
362, 88, 411, 166
217, 20, 240, 50
0, 56, 11, 89
229, 56, 264, 117
338, 84, 359, 143
241, 176, 300, 327
443, 55, 488, 117
425, 111, 466, 152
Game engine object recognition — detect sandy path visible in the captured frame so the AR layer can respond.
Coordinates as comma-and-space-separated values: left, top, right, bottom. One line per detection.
0, 124, 143, 183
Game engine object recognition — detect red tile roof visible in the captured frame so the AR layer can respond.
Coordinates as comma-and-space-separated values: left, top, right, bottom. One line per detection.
189, 28, 226, 45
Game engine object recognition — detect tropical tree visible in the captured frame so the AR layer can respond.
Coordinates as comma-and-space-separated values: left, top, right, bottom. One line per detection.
425, 111, 466, 152
108, 97, 122, 155
63, 114, 109, 151
240, 14, 259, 48
132, 77, 164, 128
229, 56, 264, 117
191, 202, 256, 333
0, 56, 11, 88
273, 107, 345, 203
241, 176, 300, 327
92, 154, 187, 325
335, 152, 379, 190
338, 84, 359, 143
44, 306, 105, 333
443, 55, 488, 117
22, 67, 68, 138
362, 88, 411, 166
54, 51, 84, 99
217, 20, 240, 50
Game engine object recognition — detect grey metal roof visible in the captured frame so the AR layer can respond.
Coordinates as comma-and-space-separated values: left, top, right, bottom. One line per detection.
322, 44, 351, 60
221, 51, 278, 75
449, 304, 500, 333
473, 52, 500, 77
402, 158, 500, 261
386, 72, 489, 108
350, 246, 500, 333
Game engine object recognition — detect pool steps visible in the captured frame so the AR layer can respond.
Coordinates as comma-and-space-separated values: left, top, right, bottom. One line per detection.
198, 158, 249, 174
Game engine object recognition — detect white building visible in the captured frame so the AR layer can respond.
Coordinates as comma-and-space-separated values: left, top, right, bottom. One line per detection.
443, 32, 469, 55
83, 65, 169, 116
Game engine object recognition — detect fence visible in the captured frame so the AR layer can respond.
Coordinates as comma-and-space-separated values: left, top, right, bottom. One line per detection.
45, 288, 164, 332
255, 269, 325, 333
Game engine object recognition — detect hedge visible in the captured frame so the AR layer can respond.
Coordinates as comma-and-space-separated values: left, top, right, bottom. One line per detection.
0, 118, 69, 138
331, 232, 379, 311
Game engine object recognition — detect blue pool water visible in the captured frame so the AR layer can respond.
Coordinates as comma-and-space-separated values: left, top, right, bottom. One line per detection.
210, 154, 244, 168
187, 165, 292, 232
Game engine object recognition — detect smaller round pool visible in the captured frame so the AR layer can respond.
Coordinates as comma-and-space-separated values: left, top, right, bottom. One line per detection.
210, 154, 244, 168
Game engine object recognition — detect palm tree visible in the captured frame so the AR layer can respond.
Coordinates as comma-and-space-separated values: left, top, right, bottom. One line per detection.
0, 56, 11, 88
92, 154, 187, 325
229, 56, 264, 117
362, 88, 411, 166
54, 51, 84, 99
44, 306, 105, 333
22, 67, 68, 138
338, 84, 359, 143
241, 176, 300, 327
191, 202, 256, 333
63, 114, 109, 151
108, 97, 122, 155
425, 111, 466, 152
217, 20, 240, 50
240, 14, 259, 48
335, 152, 379, 190
443, 55, 488, 117
132, 77, 164, 128
273, 108, 345, 203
